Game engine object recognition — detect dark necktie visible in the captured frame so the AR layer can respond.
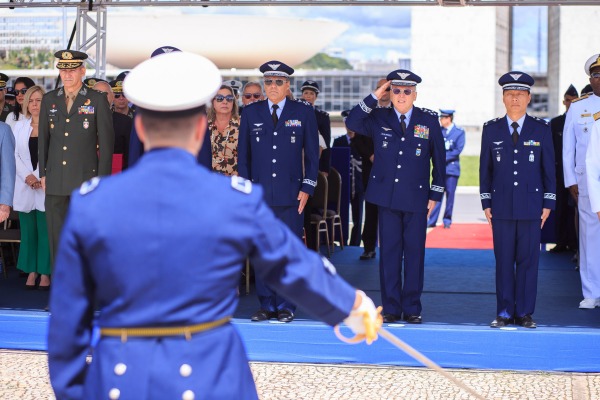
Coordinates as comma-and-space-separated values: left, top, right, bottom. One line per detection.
400, 114, 407, 136
511, 121, 519, 146
271, 104, 279, 126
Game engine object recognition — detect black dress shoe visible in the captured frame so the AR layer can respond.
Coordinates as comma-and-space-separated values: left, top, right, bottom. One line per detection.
251, 309, 275, 322
383, 313, 400, 323
359, 250, 376, 260
427, 224, 436, 228
516, 314, 537, 329
404, 315, 422, 324
490, 316, 512, 328
25, 284, 37, 291
277, 309, 294, 323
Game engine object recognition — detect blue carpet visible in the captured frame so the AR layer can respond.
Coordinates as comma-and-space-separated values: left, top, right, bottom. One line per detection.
1, 246, 599, 371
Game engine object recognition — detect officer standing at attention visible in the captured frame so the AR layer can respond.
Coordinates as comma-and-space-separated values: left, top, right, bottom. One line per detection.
427, 109, 466, 229
549, 84, 579, 253
346, 70, 446, 324
480, 71, 555, 329
47, 52, 379, 400
238, 60, 319, 323
38, 50, 114, 262
587, 116, 600, 222
563, 54, 600, 309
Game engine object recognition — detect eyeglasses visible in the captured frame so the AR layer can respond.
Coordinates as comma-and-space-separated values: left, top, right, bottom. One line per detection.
391, 88, 415, 96
214, 94, 234, 103
591, 72, 600, 79
243, 93, 262, 99
16, 88, 28, 95
264, 79, 286, 87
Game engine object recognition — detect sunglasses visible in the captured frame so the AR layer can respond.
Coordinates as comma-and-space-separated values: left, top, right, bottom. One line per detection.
591, 72, 600, 79
114, 94, 124, 99
264, 79, 286, 87
16, 88, 28, 95
243, 93, 262, 99
391, 88, 415, 96
215, 94, 234, 103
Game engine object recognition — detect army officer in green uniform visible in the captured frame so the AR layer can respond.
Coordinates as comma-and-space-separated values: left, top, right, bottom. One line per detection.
39, 50, 114, 264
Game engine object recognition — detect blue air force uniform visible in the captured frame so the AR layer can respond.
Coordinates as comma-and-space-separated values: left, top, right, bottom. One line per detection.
346, 70, 446, 319
480, 72, 556, 322
428, 110, 466, 228
48, 52, 356, 400
238, 61, 319, 316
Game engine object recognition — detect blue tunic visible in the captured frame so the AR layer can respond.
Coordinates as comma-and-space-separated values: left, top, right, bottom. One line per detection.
48, 148, 355, 400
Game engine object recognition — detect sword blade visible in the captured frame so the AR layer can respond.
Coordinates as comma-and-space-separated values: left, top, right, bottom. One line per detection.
378, 328, 485, 400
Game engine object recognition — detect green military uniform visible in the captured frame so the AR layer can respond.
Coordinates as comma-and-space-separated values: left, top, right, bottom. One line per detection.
0, 72, 11, 122
39, 83, 114, 262
0, 103, 11, 123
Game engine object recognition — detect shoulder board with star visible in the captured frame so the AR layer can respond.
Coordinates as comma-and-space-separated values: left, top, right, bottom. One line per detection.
295, 99, 313, 107
530, 115, 549, 126
572, 94, 591, 103
420, 107, 438, 117
231, 176, 252, 194
484, 117, 502, 127
594, 111, 600, 121
316, 108, 329, 117
79, 177, 101, 195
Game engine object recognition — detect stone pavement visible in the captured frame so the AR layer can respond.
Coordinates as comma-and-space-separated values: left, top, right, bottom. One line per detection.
2, 350, 599, 400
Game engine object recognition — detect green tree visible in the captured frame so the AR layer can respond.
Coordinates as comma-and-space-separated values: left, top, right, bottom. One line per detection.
297, 53, 352, 70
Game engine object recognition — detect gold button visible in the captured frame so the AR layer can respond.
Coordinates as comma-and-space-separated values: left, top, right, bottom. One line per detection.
65, 132, 69, 136
62, 161, 66, 165
66, 118, 70, 123
63, 146, 67, 151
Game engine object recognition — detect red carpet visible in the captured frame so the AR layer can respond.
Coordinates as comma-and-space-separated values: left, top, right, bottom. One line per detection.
426, 223, 493, 250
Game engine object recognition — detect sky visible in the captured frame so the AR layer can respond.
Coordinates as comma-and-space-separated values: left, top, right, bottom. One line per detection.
13, 5, 547, 72
191, 5, 547, 72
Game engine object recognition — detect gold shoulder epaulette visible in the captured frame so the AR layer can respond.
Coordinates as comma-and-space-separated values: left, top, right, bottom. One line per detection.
572, 94, 590, 103
594, 111, 600, 121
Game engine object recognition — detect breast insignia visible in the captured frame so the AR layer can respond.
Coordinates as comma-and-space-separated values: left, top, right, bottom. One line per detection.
79, 177, 101, 195
231, 176, 252, 194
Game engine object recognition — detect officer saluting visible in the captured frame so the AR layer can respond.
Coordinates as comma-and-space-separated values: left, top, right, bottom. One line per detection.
346, 69, 446, 324
47, 52, 378, 400
39, 50, 114, 262
480, 71, 555, 329
238, 60, 319, 323
563, 54, 600, 309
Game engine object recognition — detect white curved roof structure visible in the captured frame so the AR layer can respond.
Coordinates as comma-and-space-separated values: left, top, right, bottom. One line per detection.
106, 12, 348, 69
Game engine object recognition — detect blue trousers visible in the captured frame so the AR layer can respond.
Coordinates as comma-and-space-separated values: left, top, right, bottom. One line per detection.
492, 219, 541, 318
428, 175, 459, 227
254, 205, 302, 312
378, 207, 427, 316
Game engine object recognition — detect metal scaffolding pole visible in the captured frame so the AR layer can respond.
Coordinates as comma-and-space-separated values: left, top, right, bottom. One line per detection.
75, 3, 108, 78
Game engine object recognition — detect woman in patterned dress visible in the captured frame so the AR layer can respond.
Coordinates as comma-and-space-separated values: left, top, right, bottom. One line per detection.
207, 84, 240, 176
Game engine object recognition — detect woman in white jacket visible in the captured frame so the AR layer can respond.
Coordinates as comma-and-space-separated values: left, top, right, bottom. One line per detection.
13, 85, 51, 290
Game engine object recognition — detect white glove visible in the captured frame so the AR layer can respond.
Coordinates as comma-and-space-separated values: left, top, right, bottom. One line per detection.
343, 290, 380, 343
